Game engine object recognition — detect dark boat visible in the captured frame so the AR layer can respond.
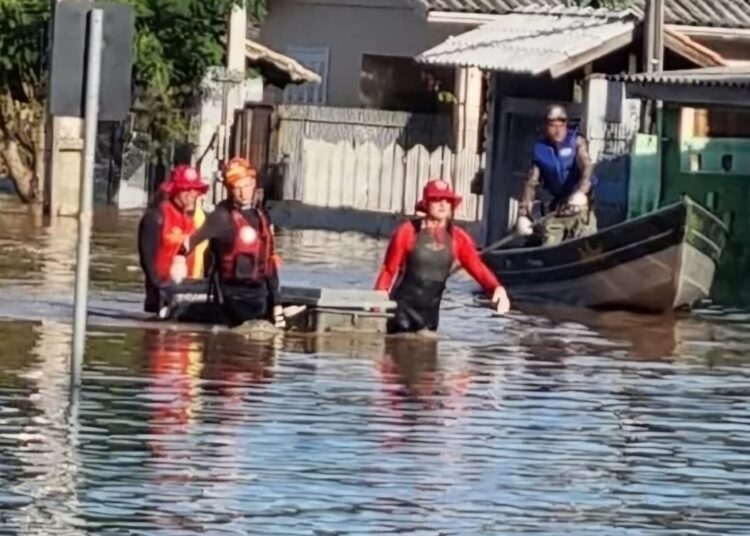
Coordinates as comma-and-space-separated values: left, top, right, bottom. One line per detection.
481, 196, 728, 313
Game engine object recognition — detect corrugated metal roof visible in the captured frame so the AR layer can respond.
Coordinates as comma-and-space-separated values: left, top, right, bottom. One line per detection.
413, 0, 750, 29
606, 66, 750, 88
415, 10, 637, 75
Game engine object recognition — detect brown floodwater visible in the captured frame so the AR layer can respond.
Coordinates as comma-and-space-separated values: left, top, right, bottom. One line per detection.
0, 198, 749, 534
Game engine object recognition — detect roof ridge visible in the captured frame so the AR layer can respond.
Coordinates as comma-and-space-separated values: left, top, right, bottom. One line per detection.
509, 4, 640, 20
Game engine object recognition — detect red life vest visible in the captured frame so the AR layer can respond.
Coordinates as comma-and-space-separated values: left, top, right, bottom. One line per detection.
219, 208, 275, 283
154, 201, 197, 282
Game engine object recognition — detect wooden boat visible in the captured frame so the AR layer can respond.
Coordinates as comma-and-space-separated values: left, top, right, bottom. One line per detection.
481, 196, 728, 313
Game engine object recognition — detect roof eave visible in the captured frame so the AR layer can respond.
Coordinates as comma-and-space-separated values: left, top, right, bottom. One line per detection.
426, 11, 504, 24
245, 39, 322, 88
624, 82, 750, 107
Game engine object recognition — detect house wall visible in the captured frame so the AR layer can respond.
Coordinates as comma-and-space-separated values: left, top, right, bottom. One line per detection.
261, 0, 473, 107
661, 106, 750, 305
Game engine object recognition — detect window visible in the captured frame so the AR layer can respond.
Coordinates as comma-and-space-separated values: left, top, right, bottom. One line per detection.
690, 107, 750, 138
360, 54, 455, 114
283, 46, 329, 105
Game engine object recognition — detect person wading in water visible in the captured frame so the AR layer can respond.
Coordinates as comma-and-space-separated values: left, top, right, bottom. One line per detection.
138, 165, 209, 316
175, 157, 284, 329
375, 179, 511, 334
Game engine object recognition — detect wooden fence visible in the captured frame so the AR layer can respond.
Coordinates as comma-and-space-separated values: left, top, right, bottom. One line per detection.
301, 140, 484, 221
275, 105, 485, 221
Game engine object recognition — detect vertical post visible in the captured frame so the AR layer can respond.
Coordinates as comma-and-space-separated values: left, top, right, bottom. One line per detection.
640, 0, 655, 133
653, 0, 665, 206
643, 0, 656, 74
71, 9, 103, 387
653, 0, 665, 71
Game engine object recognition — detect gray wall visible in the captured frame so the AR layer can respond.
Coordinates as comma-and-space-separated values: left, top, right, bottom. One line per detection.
262, 0, 472, 107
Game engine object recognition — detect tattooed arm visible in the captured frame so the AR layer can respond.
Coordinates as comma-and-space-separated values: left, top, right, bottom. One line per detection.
575, 135, 594, 195
519, 164, 540, 217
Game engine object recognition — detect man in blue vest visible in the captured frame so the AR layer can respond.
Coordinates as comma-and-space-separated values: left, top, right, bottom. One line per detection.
516, 104, 598, 246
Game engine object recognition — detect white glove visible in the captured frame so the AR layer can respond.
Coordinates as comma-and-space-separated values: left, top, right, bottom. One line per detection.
515, 215, 534, 236
273, 305, 286, 329
567, 191, 588, 208
491, 287, 511, 315
169, 255, 188, 284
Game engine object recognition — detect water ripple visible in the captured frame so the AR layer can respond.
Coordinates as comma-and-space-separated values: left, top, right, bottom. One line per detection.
0, 206, 747, 533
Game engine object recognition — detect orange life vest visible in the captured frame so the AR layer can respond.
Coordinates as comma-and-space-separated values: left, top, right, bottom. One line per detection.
155, 201, 197, 282
219, 208, 275, 283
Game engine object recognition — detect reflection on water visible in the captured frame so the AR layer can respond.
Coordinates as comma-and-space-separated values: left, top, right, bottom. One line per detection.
0, 199, 748, 533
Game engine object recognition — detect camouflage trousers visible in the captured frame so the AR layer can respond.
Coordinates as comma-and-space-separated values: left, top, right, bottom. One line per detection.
542, 209, 598, 246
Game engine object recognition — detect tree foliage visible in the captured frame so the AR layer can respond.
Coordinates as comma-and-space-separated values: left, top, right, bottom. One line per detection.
0, 0, 49, 201
0, 0, 265, 202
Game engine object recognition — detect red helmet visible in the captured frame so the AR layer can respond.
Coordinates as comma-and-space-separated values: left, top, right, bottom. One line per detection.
415, 179, 462, 213
161, 165, 209, 195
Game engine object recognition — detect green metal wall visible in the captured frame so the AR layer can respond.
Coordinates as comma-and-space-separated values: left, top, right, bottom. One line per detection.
661, 107, 750, 304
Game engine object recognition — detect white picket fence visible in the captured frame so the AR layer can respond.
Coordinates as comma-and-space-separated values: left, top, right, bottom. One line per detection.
300, 140, 485, 221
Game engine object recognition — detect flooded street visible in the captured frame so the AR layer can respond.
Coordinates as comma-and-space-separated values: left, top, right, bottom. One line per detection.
0, 200, 749, 534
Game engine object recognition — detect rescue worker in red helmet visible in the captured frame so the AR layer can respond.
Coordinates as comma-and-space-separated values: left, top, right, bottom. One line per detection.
177, 157, 284, 328
138, 165, 209, 314
375, 179, 511, 334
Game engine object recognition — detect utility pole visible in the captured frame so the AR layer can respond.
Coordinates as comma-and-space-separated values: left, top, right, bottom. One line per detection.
641, 0, 664, 133
203, 1, 246, 204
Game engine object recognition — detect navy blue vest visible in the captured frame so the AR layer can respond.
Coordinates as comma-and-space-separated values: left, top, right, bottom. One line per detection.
532, 128, 597, 202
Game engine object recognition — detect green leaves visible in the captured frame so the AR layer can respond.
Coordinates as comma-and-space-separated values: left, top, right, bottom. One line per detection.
129, 0, 249, 146
0, 0, 261, 160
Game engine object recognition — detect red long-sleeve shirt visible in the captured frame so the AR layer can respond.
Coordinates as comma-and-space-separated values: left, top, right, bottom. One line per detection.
374, 221, 502, 295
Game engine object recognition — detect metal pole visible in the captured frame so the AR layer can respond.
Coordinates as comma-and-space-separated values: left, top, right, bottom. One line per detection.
71, 9, 103, 387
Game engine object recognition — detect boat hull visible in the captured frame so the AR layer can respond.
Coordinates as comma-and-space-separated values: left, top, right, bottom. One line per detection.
481, 197, 728, 313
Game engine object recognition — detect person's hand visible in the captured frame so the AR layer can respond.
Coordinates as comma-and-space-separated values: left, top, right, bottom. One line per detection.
273, 305, 286, 329
515, 215, 534, 236
169, 255, 188, 284
567, 191, 588, 208
177, 237, 190, 256
491, 286, 511, 315
558, 191, 588, 216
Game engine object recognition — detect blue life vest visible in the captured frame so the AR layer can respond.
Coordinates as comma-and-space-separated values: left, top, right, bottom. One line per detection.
532, 128, 597, 202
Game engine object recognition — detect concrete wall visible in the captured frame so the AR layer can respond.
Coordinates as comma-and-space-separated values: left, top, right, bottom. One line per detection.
261, 0, 472, 107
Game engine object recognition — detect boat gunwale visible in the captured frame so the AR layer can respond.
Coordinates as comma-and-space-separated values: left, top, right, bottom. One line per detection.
484, 195, 727, 259
484, 228, 676, 277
